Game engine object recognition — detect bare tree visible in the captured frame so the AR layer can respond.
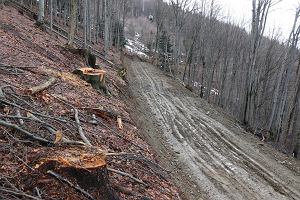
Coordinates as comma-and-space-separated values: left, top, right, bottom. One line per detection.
273, 6, 300, 148
49, 0, 53, 31
83, 0, 88, 48
243, 0, 272, 126
38, 0, 45, 24
104, 0, 109, 56
170, 0, 194, 77
67, 0, 78, 47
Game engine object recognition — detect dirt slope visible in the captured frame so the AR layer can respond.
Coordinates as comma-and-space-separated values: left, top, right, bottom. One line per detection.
0, 6, 180, 199
127, 59, 300, 200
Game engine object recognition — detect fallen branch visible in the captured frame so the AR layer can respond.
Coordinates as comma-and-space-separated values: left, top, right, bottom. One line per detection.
0, 85, 16, 99
107, 167, 147, 186
0, 98, 67, 123
0, 187, 42, 200
29, 77, 56, 95
0, 119, 52, 144
113, 184, 151, 199
14, 154, 35, 171
81, 106, 119, 121
27, 113, 86, 146
16, 109, 24, 125
83, 107, 134, 125
0, 63, 41, 75
125, 154, 170, 173
0, 63, 37, 69
107, 153, 169, 179
111, 82, 124, 95
95, 118, 145, 150
47, 170, 95, 200
74, 108, 92, 146
106, 152, 135, 156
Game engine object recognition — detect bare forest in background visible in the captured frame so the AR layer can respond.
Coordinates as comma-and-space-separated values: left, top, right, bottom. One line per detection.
2, 0, 300, 158
124, 0, 300, 158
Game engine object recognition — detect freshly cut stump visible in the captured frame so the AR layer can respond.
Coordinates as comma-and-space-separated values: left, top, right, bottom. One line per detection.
73, 68, 107, 92
35, 149, 118, 200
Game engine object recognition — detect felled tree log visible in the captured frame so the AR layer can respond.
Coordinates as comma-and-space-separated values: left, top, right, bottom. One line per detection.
73, 68, 107, 93
29, 77, 56, 95
35, 149, 119, 200
81, 106, 119, 121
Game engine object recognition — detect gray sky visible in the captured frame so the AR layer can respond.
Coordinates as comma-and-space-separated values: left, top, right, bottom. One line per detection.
216, 0, 300, 40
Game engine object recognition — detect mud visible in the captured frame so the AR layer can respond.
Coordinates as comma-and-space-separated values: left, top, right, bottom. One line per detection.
126, 59, 300, 200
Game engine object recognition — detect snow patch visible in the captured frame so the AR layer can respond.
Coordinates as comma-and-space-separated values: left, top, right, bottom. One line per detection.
125, 32, 149, 59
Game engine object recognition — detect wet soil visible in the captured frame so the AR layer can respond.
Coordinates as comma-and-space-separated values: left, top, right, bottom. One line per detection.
126, 59, 300, 200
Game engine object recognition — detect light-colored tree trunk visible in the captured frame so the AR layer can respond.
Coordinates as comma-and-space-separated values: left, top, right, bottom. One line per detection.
50, 0, 53, 31
67, 0, 77, 47
83, 0, 88, 48
267, 7, 300, 132
244, 0, 271, 126
104, 0, 109, 57
283, 59, 300, 153
38, 0, 45, 24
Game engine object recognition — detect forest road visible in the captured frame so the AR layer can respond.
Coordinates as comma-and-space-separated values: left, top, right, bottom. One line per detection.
126, 59, 300, 200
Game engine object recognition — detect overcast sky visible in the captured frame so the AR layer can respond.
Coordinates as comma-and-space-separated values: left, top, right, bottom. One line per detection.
215, 0, 300, 40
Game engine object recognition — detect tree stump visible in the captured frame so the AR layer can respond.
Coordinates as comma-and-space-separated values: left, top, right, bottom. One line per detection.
34, 149, 119, 200
73, 68, 107, 93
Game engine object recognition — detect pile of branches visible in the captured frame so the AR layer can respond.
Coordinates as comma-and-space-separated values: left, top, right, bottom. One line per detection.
0, 83, 85, 146
0, 81, 168, 199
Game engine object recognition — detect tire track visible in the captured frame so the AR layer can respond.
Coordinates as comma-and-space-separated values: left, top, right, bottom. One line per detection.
127, 60, 300, 200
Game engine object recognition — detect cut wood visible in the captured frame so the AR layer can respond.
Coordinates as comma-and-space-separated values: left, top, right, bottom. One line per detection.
47, 170, 95, 200
117, 116, 123, 130
73, 68, 107, 93
29, 77, 56, 95
36, 149, 119, 200
81, 106, 120, 121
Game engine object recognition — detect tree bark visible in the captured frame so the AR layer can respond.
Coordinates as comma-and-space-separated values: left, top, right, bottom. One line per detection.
38, 0, 45, 24
104, 0, 109, 57
67, 0, 78, 47
29, 77, 56, 95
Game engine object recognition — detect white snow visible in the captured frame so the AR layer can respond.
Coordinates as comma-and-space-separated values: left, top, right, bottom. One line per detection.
125, 32, 149, 59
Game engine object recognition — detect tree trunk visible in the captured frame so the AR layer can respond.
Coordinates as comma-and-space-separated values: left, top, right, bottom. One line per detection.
36, 149, 119, 200
38, 0, 45, 24
104, 0, 109, 57
83, 0, 87, 48
50, 0, 53, 31
1, 0, 5, 9
67, 0, 77, 47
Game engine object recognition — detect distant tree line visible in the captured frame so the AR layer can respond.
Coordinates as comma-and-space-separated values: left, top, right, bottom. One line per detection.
16, 0, 127, 55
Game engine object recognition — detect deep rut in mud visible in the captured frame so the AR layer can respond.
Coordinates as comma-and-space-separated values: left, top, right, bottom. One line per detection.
127, 60, 300, 200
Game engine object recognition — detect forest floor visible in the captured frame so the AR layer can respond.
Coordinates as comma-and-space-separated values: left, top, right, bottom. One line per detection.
0, 5, 180, 200
126, 59, 300, 200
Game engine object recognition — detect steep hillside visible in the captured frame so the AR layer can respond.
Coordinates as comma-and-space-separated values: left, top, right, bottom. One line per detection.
0, 5, 180, 200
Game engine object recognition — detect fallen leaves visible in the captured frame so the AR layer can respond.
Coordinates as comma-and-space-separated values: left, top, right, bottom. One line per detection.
0, 4, 180, 200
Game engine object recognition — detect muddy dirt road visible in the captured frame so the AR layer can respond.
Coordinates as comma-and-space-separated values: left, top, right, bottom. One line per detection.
127, 60, 300, 200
